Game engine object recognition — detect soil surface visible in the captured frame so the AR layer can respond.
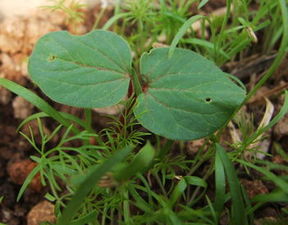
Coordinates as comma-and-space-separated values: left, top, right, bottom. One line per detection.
0, 3, 107, 224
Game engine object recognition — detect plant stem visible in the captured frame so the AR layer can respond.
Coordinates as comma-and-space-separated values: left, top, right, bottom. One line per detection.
187, 144, 213, 176
92, 6, 107, 30
154, 172, 167, 197
131, 69, 142, 96
84, 109, 92, 129
188, 164, 214, 206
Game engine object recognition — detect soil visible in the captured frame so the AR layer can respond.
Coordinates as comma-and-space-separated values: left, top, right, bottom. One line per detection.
1, 1, 288, 225
0, 3, 109, 224
0, 103, 44, 225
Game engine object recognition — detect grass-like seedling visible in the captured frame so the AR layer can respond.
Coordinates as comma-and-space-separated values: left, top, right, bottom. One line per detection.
1, 0, 288, 224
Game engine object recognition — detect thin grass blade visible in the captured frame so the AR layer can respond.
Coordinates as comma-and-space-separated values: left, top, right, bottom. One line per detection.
237, 159, 288, 195
169, 15, 203, 57
56, 145, 134, 225
114, 141, 155, 182
216, 144, 248, 225
214, 150, 226, 222
0, 78, 79, 134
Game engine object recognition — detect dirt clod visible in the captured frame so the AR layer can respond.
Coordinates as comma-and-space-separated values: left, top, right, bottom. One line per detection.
7, 159, 42, 192
0, 86, 12, 104
27, 200, 55, 225
241, 179, 269, 199
0, 182, 16, 208
274, 115, 288, 137
12, 96, 34, 119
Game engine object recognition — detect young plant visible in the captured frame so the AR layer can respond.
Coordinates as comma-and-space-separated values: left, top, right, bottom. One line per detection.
28, 29, 246, 140
0, 0, 288, 223
0, 29, 246, 224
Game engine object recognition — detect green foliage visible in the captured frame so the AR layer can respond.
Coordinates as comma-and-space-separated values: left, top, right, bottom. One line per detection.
134, 47, 245, 140
57, 145, 134, 225
28, 29, 245, 140
216, 144, 248, 225
101, 0, 285, 66
0, 0, 288, 224
0, 78, 80, 134
114, 141, 155, 182
43, 0, 85, 24
28, 30, 132, 108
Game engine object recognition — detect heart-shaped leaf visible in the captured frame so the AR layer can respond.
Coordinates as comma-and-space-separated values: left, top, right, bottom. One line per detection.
134, 48, 246, 140
28, 30, 132, 108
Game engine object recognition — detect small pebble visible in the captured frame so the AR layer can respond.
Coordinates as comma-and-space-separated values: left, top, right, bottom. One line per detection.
27, 201, 56, 225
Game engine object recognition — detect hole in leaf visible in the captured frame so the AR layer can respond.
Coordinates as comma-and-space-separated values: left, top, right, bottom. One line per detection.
48, 55, 57, 62
205, 97, 212, 103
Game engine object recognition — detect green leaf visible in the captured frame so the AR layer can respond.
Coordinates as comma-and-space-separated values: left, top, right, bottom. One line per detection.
0, 78, 79, 134
128, 185, 154, 213
169, 176, 207, 208
17, 112, 89, 132
198, 0, 209, 9
169, 15, 203, 57
70, 211, 97, 225
56, 145, 134, 225
181, 38, 229, 60
114, 141, 155, 182
103, 12, 131, 30
214, 150, 226, 221
252, 190, 288, 203
29, 30, 132, 108
185, 176, 207, 188
17, 165, 41, 201
134, 48, 246, 140
237, 159, 288, 195
169, 178, 187, 207
216, 144, 248, 225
